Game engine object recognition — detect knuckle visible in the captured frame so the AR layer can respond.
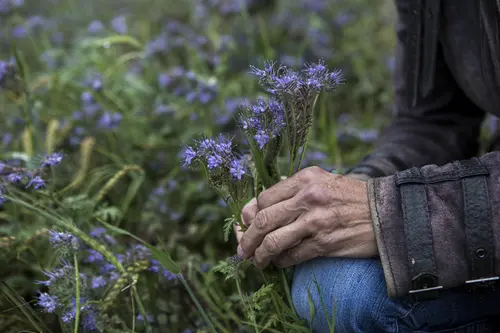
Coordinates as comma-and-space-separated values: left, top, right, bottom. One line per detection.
253, 210, 269, 231
286, 246, 301, 262
300, 184, 325, 204
307, 165, 323, 173
256, 191, 269, 209
297, 168, 315, 183
241, 200, 257, 225
262, 234, 279, 255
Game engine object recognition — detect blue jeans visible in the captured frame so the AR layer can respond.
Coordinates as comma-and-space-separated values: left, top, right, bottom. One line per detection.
291, 257, 500, 333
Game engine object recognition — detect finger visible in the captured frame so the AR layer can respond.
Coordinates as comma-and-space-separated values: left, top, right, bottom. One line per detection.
234, 223, 245, 244
273, 238, 320, 268
256, 173, 302, 210
253, 219, 311, 269
241, 197, 258, 227
238, 196, 303, 259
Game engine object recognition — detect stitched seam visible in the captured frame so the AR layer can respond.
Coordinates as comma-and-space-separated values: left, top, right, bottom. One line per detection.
370, 178, 400, 296
396, 169, 489, 185
463, 178, 476, 274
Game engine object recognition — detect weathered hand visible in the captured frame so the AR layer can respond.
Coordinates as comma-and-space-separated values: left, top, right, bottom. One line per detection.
237, 166, 377, 269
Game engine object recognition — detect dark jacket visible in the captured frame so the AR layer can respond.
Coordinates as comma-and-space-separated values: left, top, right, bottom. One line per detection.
348, 0, 500, 298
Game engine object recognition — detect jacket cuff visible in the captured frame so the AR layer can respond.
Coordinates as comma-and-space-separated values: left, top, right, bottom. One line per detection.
367, 154, 500, 298
367, 176, 406, 297
345, 172, 372, 182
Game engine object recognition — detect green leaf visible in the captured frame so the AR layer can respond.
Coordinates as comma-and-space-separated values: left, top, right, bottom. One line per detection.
306, 288, 317, 326
97, 219, 181, 273
81, 35, 143, 49
223, 216, 237, 242
93, 206, 122, 222
0, 151, 31, 162
9, 43, 26, 81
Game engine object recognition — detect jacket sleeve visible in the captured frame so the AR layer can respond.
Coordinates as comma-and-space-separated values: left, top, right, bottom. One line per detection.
347, 0, 485, 179
349, 1, 500, 298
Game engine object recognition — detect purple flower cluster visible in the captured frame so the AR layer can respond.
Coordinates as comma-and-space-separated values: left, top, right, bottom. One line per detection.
248, 60, 343, 161
35, 227, 180, 330
144, 20, 220, 67
239, 98, 286, 149
182, 135, 249, 181
35, 258, 100, 330
250, 59, 343, 97
84, 72, 103, 92
146, 182, 182, 221
0, 0, 22, 16
0, 152, 64, 206
157, 66, 218, 105
49, 230, 79, 250
69, 91, 123, 145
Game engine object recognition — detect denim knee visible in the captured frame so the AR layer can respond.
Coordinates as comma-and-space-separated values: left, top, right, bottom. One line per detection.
291, 257, 411, 333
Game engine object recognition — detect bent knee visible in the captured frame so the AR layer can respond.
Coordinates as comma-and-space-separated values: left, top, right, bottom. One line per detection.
291, 257, 405, 333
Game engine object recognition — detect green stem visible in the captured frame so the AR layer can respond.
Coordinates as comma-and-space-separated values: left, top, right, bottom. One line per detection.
178, 274, 218, 333
131, 285, 152, 333
279, 268, 295, 315
288, 104, 298, 177
235, 276, 259, 333
258, 271, 286, 332
73, 253, 81, 333
297, 94, 320, 170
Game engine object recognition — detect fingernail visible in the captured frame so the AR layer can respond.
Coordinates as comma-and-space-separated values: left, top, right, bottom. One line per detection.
237, 245, 245, 258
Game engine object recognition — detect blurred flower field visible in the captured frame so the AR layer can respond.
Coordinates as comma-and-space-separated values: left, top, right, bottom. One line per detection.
0, 0, 405, 332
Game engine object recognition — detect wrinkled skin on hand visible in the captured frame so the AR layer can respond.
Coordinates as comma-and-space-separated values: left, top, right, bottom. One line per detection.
234, 166, 377, 269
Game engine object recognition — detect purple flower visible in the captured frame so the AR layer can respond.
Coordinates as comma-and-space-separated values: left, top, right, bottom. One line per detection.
157, 73, 170, 87
254, 130, 269, 149
145, 33, 168, 57
88, 20, 104, 34
214, 135, 232, 155
98, 112, 122, 130
82, 309, 98, 331
182, 146, 197, 166
36, 262, 76, 286
135, 314, 153, 323
48, 230, 78, 249
207, 154, 223, 169
137, 314, 154, 323
81, 91, 94, 105
36, 292, 58, 313
111, 15, 127, 34
155, 104, 174, 115
91, 276, 107, 289
41, 152, 63, 167
62, 307, 75, 323
5, 173, 22, 183
149, 259, 161, 273
26, 176, 45, 190
2, 133, 12, 146
100, 262, 117, 275
126, 244, 151, 261
85, 249, 104, 263
229, 158, 247, 180
163, 269, 177, 280
90, 227, 106, 237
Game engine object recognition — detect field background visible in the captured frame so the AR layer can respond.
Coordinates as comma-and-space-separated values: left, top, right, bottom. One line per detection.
0, 0, 496, 332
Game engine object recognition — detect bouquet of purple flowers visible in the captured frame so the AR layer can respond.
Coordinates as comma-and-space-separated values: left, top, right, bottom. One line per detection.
181, 60, 343, 331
